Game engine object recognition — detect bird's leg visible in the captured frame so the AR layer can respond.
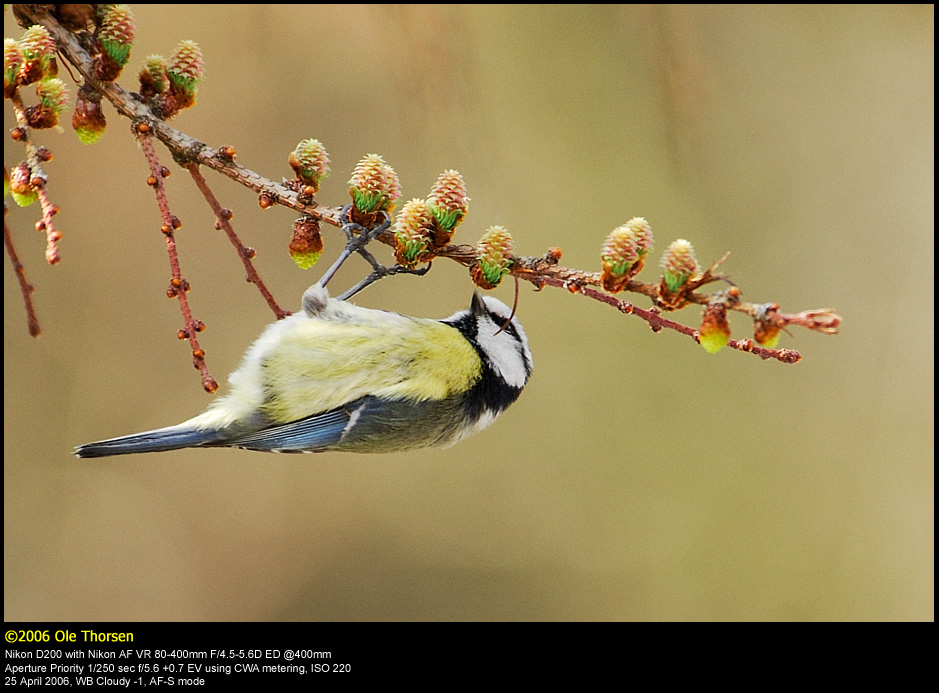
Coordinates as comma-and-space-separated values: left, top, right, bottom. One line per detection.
337, 262, 432, 301
317, 206, 391, 289
317, 207, 429, 300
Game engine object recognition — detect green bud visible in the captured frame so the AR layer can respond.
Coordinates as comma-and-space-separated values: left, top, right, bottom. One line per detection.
349, 154, 401, 214
393, 199, 436, 267
288, 139, 330, 192
472, 226, 514, 289
427, 169, 469, 237
661, 239, 698, 293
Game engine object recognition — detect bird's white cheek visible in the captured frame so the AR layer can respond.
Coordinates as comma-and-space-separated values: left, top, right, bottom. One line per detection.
474, 333, 529, 388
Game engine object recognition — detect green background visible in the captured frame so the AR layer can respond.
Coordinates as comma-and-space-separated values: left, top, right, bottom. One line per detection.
4, 5, 933, 620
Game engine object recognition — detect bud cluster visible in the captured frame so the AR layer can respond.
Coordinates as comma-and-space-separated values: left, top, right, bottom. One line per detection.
752, 303, 783, 348
16, 25, 57, 87
471, 226, 514, 289
94, 5, 137, 82
384, 168, 469, 268
660, 239, 699, 293
5, 26, 63, 127
600, 217, 654, 293
9, 162, 38, 207
25, 77, 68, 129
72, 86, 107, 145
348, 154, 401, 216
140, 41, 204, 119
288, 139, 331, 193
426, 170, 469, 246
393, 199, 437, 268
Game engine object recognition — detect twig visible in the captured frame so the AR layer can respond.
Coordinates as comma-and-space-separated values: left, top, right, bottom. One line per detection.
528, 275, 802, 363
4, 211, 41, 337
136, 124, 218, 393
7, 90, 62, 264
185, 163, 289, 319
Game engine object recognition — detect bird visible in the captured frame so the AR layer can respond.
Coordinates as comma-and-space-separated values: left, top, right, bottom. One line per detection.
75, 284, 532, 457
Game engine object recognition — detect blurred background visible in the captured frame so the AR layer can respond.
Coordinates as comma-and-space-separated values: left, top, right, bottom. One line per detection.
4, 5, 933, 621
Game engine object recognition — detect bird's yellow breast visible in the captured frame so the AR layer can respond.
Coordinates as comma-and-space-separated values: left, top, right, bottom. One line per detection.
258, 313, 481, 424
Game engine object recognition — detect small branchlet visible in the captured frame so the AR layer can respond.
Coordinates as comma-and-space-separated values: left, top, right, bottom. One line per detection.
135, 123, 217, 393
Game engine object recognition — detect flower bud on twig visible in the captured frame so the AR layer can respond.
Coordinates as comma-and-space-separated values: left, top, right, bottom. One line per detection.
699, 302, 731, 354
393, 199, 436, 268
600, 217, 653, 292
426, 169, 469, 245
348, 154, 401, 215
289, 216, 324, 269
471, 226, 514, 289
288, 139, 330, 193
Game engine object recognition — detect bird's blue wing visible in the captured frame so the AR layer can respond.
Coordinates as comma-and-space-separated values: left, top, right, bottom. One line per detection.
223, 402, 358, 453
223, 395, 461, 453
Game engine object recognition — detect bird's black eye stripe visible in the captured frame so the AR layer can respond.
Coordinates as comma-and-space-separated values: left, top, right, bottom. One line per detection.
488, 310, 519, 339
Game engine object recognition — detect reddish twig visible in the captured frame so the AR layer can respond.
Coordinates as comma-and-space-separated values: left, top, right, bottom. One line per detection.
184, 163, 289, 319
7, 90, 62, 264
527, 274, 802, 363
135, 124, 218, 393
4, 211, 41, 337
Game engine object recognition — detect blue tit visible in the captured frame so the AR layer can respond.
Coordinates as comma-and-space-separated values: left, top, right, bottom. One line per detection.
75, 285, 532, 457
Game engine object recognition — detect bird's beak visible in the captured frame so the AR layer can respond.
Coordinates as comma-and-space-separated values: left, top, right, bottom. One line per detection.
471, 291, 486, 317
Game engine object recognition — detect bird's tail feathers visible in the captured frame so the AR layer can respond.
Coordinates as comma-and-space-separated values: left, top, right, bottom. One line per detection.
74, 425, 224, 458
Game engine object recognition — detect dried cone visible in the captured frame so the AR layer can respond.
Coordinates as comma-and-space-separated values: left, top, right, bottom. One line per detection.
426, 169, 469, 246
471, 226, 514, 289
348, 154, 401, 215
393, 199, 436, 268
288, 139, 330, 193
699, 302, 731, 354
289, 216, 324, 269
